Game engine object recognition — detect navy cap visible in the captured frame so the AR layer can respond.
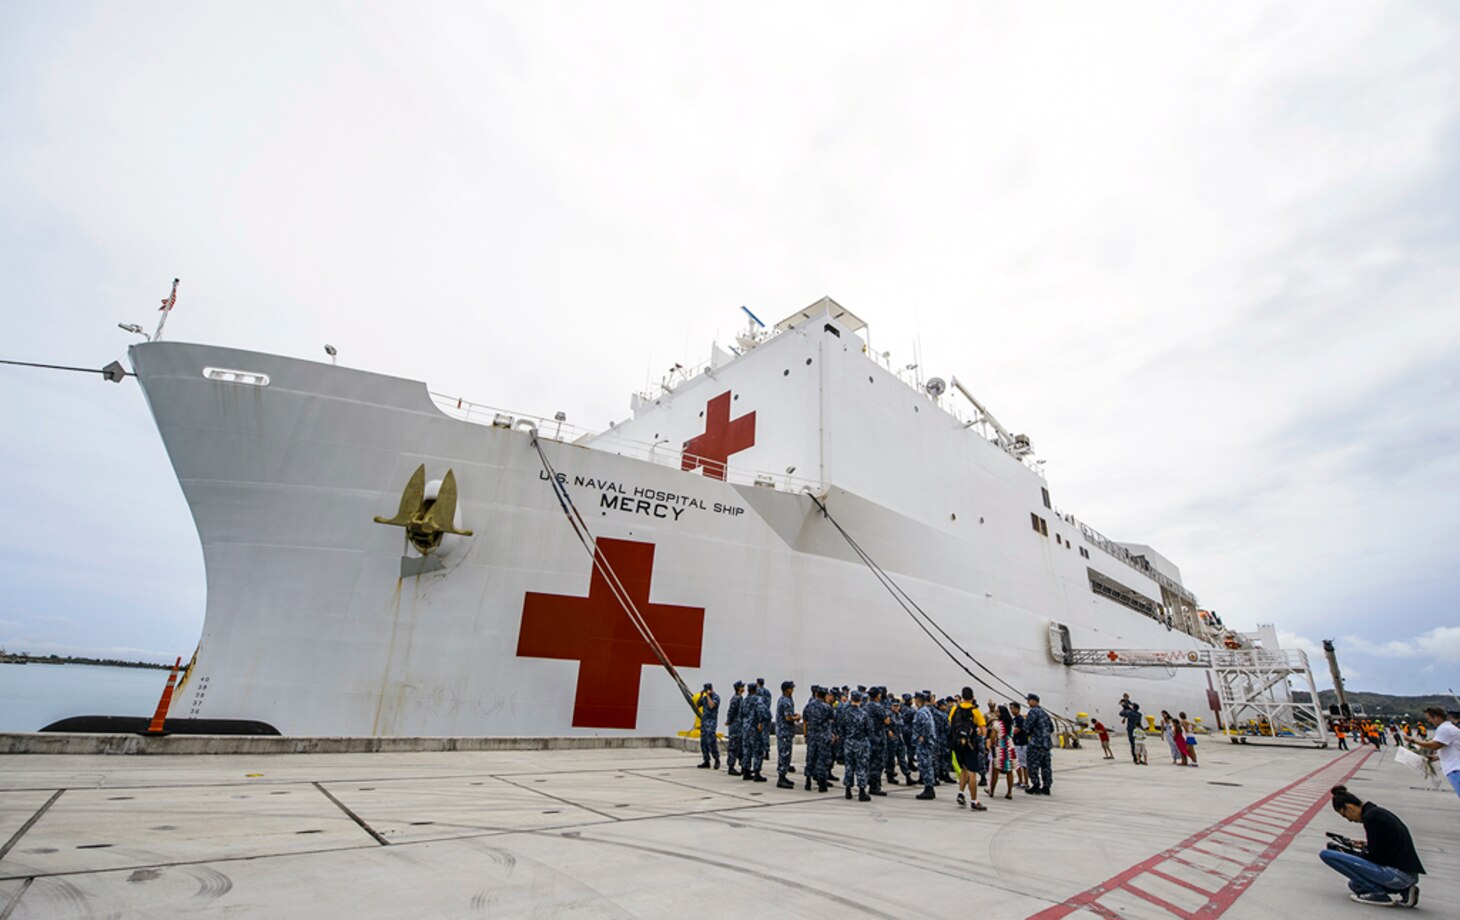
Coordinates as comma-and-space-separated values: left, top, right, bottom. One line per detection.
703, 682, 713, 690
902, 693, 913, 701
781, 680, 795, 691
757, 678, 766, 685
850, 690, 864, 702
733, 680, 744, 689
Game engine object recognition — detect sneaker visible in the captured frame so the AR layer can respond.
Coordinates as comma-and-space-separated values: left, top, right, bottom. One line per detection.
957, 792, 966, 808
970, 801, 987, 812
1349, 893, 1394, 906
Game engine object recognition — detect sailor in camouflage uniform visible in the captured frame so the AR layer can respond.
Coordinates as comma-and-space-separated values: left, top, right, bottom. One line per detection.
835, 689, 873, 801
775, 680, 801, 788
899, 694, 917, 778
912, 691, 938, 799
1023, 693, 1054, 795
802, 686, 831, 791
740, 681, 769, 782
886, 696, 913, 784
697, 682, 720, 769
725, 681, 745, 775
864, 688, 889, 796
756, 679, 773, 769
934, 697, 953, 783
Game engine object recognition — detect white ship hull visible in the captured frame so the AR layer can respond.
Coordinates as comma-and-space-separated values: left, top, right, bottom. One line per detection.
129, 305, 1221, 736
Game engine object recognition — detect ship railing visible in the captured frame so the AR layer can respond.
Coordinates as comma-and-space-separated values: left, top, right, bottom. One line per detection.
591, 434, 829, 494
428, 392, 595, 443
430, 390, 827, 494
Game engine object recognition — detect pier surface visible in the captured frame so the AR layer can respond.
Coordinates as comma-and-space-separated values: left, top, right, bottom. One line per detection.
1, 741, 1453, 918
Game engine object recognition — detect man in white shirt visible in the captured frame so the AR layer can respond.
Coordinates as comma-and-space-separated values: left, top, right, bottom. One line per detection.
1405, 707, 1460, 799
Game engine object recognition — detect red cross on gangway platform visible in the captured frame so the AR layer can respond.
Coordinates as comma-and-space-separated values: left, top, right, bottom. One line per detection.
517, 538, 705, 730
682, 390, 755, 481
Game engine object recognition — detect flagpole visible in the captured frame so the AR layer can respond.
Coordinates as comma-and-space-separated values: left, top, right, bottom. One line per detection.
152, 278, 180, 342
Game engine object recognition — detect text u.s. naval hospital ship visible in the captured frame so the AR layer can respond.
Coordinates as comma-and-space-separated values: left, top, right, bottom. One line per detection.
116, 297, 1267, 738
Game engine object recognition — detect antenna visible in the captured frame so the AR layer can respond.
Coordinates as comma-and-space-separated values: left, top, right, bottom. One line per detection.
740, 305, 765, 329
152, 278, 180, 342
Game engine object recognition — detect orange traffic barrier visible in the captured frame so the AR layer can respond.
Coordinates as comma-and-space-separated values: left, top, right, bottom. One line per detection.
147, 657, 183, 734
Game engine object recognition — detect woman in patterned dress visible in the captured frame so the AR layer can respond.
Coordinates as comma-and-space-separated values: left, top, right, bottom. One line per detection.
987, 704, 1017, 799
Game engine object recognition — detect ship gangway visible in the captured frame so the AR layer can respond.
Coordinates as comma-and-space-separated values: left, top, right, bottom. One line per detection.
1048, 625, 1329, 747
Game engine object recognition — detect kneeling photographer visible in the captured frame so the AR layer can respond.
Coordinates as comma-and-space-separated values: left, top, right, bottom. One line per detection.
1320, 785, 1425, 907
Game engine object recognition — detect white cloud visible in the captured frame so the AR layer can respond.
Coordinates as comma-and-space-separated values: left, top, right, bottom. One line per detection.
1342, 626, 1460, 661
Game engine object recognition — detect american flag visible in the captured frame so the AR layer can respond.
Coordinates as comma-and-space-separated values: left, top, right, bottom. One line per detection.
159, 278, 179, 312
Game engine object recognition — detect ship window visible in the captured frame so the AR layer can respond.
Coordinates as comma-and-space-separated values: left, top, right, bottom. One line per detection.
783, 369, 790, 376
1031, 513, 1048, 536
806, 358, 813, 365
1041, 487, 1051, 509
1031, 513, 1040, 533
868, 376, 874, 383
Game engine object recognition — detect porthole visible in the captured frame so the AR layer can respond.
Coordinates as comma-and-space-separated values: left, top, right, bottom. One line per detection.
868, 376, 874, 383
783, 369, 790, 376
805, 358, 812, 365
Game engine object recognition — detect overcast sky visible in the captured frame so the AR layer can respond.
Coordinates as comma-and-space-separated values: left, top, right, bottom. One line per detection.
3, 2, 1456, 697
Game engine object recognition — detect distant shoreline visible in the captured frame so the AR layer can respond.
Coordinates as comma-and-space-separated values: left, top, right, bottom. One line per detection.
0, 655, 173, 671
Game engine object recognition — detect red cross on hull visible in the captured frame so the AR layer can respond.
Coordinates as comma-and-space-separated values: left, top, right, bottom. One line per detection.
517, 539, 705, 730
682, 391, 756, 481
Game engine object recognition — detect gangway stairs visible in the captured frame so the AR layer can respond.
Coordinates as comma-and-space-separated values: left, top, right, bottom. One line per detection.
1048, 624, 1329, 747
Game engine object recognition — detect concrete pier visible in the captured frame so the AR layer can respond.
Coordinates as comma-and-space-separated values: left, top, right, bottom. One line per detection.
0, 741, 1454, 917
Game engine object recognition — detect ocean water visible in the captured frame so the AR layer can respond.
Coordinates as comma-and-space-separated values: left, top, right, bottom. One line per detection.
0, 662, 172, 732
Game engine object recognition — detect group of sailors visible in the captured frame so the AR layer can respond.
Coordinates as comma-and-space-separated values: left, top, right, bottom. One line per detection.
692, 679, 1056, 806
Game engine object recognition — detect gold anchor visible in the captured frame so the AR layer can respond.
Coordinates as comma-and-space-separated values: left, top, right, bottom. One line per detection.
374, 464, 473, 554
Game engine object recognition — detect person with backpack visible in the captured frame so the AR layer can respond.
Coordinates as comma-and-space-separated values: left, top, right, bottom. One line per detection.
949, 687, 988, 811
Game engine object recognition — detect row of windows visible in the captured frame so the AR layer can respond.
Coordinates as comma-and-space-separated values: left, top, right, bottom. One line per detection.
1030, 513, 1049, 536
1088, 568, 1158, 617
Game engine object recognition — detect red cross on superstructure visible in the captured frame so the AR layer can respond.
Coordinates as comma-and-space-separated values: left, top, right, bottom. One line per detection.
682, 391, 756, 481
517, 538, 705, 730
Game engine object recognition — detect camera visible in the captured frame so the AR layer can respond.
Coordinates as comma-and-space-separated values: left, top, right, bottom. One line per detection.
1325, 832, 1367, 857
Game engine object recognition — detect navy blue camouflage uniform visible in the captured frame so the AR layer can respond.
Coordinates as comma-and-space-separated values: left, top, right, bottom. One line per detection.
698, 688, 720, 767
1025, 701, 1055, 793
803, 694, 832, 787
835, 698, 872, 793
741, 691, 769, 778
913, 703, 938, 791
864, 695, 888, 793
725, 688, 744, 773
775, 692, 798, 779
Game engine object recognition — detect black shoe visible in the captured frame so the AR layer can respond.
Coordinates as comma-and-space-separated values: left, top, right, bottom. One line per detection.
753, 773, 767, 783
1025, 786, 1042, 795
817, 782, 828, 793
741, 771, 754, 781
869, 788, 887, 797
887, 775, 899, 785
776, 777, 794, 789
858, 790, 871, 802
697, 762, 711, 769
1401, 885, 1419, 909
902, 772, 913, 784
713, 761, 720, 770
1041, 788, 1051, 795
728, 767, 741, 776
787, 766, 795, 773
845, 787, 852, 800
957, 792, 966, 808
827, 774, 839, 782
916, 788, 936, 800
804, 777, 812, 791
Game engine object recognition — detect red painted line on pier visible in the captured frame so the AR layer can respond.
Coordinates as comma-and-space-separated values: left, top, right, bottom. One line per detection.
1027, 748, 1371, 919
